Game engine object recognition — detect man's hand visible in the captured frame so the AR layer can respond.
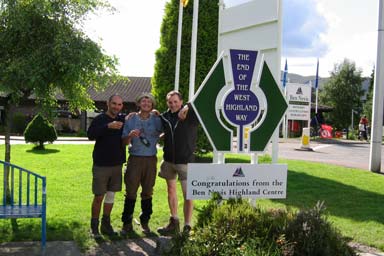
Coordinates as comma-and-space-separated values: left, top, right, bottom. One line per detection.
108, 121, 124, 129
178, 105, 189, 120
125, 112, 137, 120
128, 129, 141, 138
151, 109, 160, 116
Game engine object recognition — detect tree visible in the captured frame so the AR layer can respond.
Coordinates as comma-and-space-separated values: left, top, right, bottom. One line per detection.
0, 0, 120, 200
320, 59, 364, 130
0, 0, 120, 161
152, 0, 219, 152
363, 67, 374, 121
24, 114, 57, 150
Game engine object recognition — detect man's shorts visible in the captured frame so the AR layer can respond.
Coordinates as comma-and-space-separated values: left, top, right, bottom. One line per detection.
158, 160, 188, 181
92, 164, 122, 195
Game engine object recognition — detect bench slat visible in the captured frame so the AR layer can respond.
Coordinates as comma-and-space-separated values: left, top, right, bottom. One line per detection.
0, 205, 43, 218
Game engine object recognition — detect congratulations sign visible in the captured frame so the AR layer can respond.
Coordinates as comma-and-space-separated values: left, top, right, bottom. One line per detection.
187, 163, 287, 200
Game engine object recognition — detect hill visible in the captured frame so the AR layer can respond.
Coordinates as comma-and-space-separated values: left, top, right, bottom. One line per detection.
282, 72, 370, 96
281, 72, 329, 89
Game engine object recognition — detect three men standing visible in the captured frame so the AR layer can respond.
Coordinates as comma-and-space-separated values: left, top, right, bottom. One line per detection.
87, 90, 199, 237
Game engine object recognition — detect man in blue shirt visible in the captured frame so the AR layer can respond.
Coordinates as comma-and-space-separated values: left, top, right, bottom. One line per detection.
121, 93, 162, 235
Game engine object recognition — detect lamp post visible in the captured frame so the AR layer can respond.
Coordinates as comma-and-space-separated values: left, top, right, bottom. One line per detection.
351, 109, 358, 139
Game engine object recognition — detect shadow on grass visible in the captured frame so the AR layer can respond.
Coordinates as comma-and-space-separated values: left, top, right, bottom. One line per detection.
275, 170, 384, 224
0, 218, 161, 253
26, 148, 60, 154
1, 219, 81, 241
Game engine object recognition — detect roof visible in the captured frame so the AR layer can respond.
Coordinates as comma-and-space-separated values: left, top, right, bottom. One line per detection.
87, 76, 152, 103
310, 103, 333, 112
46, 76, 151, 103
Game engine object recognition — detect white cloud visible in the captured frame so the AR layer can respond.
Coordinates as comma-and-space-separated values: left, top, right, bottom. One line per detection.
84, 0, 168, 77
282, 0, 328, 57
285, 0, 379, 77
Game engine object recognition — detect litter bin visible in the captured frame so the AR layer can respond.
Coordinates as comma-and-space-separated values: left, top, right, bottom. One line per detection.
342, 128, 347, 139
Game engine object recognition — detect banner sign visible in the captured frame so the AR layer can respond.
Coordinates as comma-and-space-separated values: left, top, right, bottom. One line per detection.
187, 163, 287, 200
286, 83, 311, 121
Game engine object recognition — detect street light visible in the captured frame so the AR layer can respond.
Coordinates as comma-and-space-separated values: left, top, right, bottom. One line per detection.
351, 109, 358, 130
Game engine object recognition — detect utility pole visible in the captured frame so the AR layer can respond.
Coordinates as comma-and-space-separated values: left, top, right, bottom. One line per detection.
369, 0, 384, 173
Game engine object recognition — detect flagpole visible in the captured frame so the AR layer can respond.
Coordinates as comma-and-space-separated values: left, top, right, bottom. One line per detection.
315, 88, 318, 114
174, 0, 184, 91
189, 0, 199, 101
315, 58, 319, 114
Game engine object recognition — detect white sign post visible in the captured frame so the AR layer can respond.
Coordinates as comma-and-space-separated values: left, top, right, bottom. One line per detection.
188, 0, 288, 201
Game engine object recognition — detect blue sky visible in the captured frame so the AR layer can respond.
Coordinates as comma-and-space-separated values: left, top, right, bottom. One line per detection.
282, 0, 328, 57
84, 0, 379, 78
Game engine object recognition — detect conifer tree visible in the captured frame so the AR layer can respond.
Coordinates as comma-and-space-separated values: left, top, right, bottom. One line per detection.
24, 114, 58, 150
152, 0, 219, 152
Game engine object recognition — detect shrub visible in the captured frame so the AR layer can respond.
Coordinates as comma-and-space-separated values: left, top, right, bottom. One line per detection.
163, 196, 287, 256
162, 197, 356, 256
76, 129, 87, 137
285, 201, 355, 256
24, 114, 57, 149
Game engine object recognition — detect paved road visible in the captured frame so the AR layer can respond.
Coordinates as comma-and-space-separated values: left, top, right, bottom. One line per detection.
269, 138, 384, 172
0, 135, 94, 145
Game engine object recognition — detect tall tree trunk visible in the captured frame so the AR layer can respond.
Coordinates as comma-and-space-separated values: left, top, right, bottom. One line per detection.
4, 98, 12, 203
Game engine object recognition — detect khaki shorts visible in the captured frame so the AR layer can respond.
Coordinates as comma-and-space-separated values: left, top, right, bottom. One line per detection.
158, 160, 188, 181
92, 164, 122, 195
124, 155, 157, 200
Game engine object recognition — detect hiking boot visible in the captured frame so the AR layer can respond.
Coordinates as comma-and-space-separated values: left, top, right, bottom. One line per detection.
90, 218, 101, 238
141, 222, 151, 234
182, 225, 192, 235
157, 217, 180, 235
120, 222, 133, 236
100, 215, 117, 236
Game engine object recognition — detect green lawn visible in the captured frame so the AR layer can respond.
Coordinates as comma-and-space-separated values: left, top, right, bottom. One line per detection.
0, 144, 383, 252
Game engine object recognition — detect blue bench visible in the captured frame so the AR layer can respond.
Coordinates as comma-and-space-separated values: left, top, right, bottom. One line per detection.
0, 160, 47, 254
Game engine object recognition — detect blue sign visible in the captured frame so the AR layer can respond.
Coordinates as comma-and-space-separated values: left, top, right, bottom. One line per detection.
223, 49, 259, 151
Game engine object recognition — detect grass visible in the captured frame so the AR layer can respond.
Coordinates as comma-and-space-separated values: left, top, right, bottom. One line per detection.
0, 144, 383, 252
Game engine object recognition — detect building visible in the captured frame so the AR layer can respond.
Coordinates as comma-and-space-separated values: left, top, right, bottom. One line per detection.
1, 76, 152, 134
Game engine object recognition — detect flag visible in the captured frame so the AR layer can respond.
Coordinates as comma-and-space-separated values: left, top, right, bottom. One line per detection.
282, 59, 288, 88
181, 0, 189, 7
315, 58, 319, 89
